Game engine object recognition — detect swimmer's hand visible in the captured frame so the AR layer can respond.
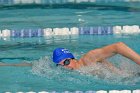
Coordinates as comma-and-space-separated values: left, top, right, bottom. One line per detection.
0, 62, 32, 67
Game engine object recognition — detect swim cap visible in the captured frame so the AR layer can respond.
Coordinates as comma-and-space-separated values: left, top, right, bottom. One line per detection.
53, 48, 75, 64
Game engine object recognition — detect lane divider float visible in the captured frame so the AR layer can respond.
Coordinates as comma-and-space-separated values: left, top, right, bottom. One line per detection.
4, 89, 140, 93
0, 25, 140, 38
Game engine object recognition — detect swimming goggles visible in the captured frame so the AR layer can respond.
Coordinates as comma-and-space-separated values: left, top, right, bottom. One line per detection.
62, 59, 71, 66
57, 58, 74, 66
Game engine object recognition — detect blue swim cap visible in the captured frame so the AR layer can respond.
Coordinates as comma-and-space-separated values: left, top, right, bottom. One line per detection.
53, 48, 75, 64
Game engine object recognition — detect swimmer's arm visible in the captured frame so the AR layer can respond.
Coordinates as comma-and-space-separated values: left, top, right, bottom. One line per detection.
0, 62, 32, 67
101, 60, 123, 74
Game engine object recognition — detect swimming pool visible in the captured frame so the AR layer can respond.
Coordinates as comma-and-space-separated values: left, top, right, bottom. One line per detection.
0, 1, 140, 93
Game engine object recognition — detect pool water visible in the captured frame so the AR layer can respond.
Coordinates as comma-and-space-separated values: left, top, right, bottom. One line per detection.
0, 2, 140, 92
0, 3, 140, 29
0, 34, 140, 92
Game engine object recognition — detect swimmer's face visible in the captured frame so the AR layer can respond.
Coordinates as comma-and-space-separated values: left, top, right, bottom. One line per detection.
59, 58, 77, 70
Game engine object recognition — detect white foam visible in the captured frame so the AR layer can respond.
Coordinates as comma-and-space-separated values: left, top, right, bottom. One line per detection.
31, 56, 60, 78
77, 54, 140, 85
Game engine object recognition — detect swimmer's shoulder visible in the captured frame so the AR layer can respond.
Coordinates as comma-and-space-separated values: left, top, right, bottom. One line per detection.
79, 53, 98, 66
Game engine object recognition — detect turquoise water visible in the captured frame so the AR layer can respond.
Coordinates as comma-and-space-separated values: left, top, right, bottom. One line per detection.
0, 3, 140, 29
0, 35, 140, 92
0, 3, 140, 92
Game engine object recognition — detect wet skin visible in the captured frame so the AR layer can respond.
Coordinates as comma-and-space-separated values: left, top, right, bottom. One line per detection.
59, 42, 140, 74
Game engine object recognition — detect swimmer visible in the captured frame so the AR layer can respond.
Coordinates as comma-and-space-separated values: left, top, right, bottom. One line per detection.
52, 42, 140, 74
0, 42, 140, 74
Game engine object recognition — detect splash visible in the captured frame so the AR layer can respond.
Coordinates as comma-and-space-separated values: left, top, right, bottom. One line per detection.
77, 54, 140, 85
30, 56, 101, 86
30, 54, 140, 85
31, 56, 79, 80
31, 56, 61, 77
